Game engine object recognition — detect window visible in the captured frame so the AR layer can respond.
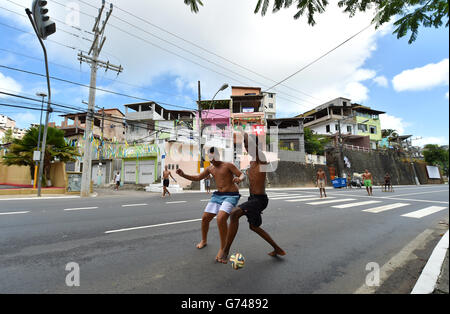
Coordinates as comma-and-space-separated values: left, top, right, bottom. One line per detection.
269, 94, 274, 98
335, 124, 340, 131
326, 125, 330, 133
358, 123, 368, 132
332, 108, 341, 115
347, 126, 352, 133
343, 101, 347, 107
245, 93, 257, 96
370, 126, 377, 134
268, 103, 273, 109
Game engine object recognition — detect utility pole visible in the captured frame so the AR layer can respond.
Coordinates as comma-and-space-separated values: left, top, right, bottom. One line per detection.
79, 1, 122, 197
197, 81, 203, 171
410, 136, 422, 185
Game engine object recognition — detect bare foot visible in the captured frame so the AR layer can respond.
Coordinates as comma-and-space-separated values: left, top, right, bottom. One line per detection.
215, 249, 225, 263
219, 250, 229, 264
196, 241, 207, 249
268, 248, 286, 257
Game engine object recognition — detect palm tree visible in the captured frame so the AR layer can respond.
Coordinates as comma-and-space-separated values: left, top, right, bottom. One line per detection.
381, 129, 399, 146
184, 0, 203, 13
2, 127, 80, 186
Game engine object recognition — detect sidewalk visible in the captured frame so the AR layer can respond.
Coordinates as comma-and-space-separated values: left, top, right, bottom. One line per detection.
412, 229, 449, 294
433, 249, 449, 294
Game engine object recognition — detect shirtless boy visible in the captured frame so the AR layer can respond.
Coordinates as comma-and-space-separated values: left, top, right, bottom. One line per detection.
162, 165, 176, 198
362, 169, 373, 196
176, 147, 244, 262
219, 133, 286, 263
316, 168, 327, 198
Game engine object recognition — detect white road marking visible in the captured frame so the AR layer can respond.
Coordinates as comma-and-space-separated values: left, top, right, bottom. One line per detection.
401, 206, 448, 219
165, 201, 187, 204
270, 195, 311, 200
121, 204, 148, 207
412, 230, 449, 294
285, 197, 335, 202
355, 229, 434, 294
64, 207, 98, 211
332, 200, 382, 208
105, 218, 202, 234
306, 198, 356, 205
200, 199, 210, 202
384, 189, 449, 198
362, 203, 410, 213
0, 211, 30, 215
0, 196, 80, 201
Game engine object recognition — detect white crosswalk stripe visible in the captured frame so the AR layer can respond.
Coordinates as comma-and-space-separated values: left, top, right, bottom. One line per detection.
401, 206, 448, 219
307, 198, 356, 205
270, 195, 312, 200
285, 197, 336, 202
332, 200, 382, 209
362, 203, 410, 213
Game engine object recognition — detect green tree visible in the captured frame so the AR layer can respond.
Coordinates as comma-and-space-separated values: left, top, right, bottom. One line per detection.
304, 127, 329, 155
423, 144, 449, 176
1, 128, 14, 144
381, 129, 399, 146
2, 127, 80, 186
184, 0, 449, 43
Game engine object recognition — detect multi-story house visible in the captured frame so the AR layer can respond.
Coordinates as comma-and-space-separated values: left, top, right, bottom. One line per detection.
56, 108, 126, 185
0, 114, 15, 130
123, 101, 196, 185
299, 97, 385, 150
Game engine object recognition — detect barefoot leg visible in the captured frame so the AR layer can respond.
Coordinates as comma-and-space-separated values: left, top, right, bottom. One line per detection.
197, 212, 215, 249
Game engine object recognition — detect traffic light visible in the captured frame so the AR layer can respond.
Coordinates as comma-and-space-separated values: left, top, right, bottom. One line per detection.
32, 0, 56, 40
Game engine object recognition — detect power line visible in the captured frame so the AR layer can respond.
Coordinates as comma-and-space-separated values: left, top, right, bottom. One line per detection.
263, 24, 373, 92
96, 0, 323, 103
64, 0, 317, 107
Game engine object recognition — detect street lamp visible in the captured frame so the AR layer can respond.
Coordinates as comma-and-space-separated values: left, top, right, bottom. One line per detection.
33, 91, 47, 189
198, 83, 229, 190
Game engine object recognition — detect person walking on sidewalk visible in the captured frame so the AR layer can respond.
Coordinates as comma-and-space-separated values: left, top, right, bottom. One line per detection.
316, 168, 327, 198
162, 165, 176, 198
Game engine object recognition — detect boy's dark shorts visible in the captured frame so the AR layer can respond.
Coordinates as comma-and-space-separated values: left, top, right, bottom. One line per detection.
163, 179, 170, 187
239, 194, 269, 228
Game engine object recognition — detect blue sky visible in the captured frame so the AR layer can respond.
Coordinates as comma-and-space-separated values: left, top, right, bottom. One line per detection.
0, 0, 448, 147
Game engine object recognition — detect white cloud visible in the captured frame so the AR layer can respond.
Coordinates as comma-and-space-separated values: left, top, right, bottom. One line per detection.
344, 82, 370, 103
392, 59, 449, 92
373, 76, 388, 87
11, 112, 38, 129
380, 114, 410, 134
0, 72, 22, 97
1, 0, 391, 117
412, 136, 449, 148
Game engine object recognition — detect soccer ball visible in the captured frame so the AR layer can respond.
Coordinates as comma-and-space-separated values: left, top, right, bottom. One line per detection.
229, 253, 245, 270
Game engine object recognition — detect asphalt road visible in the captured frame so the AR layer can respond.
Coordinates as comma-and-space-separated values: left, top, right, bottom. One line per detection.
0, 185, 448, 294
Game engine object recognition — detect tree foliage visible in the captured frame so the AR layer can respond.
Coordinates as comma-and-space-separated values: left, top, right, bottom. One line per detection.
423, 144, 449, 175
304, 127, 329, 155
2, 127, 80, 185
184, 0, 449, 43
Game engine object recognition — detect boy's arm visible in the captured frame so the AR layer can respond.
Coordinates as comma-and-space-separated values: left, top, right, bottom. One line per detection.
177, 167, 210, 182
228, 163, 244, 184
169, 172, 176, 181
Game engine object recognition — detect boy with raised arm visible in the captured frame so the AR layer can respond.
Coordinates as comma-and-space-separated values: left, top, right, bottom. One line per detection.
220, 133, 286, 263
176, 147, 244, 262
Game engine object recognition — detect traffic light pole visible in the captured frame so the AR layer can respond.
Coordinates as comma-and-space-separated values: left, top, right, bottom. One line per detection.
26, 8, 52, 197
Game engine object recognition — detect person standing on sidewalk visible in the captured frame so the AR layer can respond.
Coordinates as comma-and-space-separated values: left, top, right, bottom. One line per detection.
114, 171, 121, 191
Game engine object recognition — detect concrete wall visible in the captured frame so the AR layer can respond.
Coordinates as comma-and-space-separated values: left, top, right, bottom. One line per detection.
0, 162, 67, 187
0, 163, 31, 185
326, 149, 443, 185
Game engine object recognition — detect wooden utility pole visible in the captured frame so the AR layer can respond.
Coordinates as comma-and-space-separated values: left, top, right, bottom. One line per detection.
79, 1, 122, 197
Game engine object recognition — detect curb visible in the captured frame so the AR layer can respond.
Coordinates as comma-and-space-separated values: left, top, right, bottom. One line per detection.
411, 230, 449, 294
